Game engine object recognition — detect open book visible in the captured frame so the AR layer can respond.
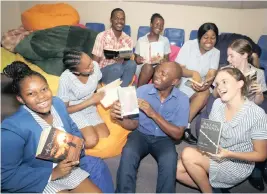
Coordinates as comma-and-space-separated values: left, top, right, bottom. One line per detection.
118, 86, 139, 117
98, 79, 122, 108
197, 118, 222, 154
36, 127, 84, 163
104, 48, 133, 59
139, 42, 164, 64
185, 76, 215, 88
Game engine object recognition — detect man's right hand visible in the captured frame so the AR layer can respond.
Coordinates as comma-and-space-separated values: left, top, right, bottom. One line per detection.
110, 101, 122, 120
51, 159, 79, 180
135, 55, 144, 64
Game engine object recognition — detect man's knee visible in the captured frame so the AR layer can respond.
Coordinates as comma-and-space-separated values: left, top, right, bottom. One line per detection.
125, 60, 137, 69
110, 63, 124, 75
141, 63, 154, 73
158, 149, 178, 169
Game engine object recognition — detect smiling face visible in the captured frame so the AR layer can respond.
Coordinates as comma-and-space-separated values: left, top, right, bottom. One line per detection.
150, 17, 164, 35
153, 62, 180, 90
227, 47, 248, 68
74, 53, 94, 76
17, 75, 53, 116
215, 70, 244, 102
199, 30, 216, 53
110, 10, 125, 32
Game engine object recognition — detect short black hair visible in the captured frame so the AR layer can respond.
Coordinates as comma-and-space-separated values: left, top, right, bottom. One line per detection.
150, 13, 164, 24
110, 8, 125, 19
198, 22, 219, 44
3, 61, 47, 95
62, 50, 83, 72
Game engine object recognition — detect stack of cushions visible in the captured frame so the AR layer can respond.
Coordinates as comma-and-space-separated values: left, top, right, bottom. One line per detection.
21, 3, 80, 31
1, 47, 130, 159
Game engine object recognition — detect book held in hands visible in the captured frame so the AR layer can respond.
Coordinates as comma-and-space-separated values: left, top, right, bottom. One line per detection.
197, 118, 222, 154
245, 70, 257, 99
36, 127, 84, 163
104, 48, 133, 59
118, 86, 139, 117
139, 42, 164, 64
97, 79, 122, 108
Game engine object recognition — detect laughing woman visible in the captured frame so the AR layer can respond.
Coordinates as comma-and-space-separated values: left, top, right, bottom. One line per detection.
175, 23, 220, 145
176, 67, 267, 193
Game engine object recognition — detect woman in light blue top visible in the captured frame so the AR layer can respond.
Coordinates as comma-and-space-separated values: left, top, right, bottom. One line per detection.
175, 22, 220, 145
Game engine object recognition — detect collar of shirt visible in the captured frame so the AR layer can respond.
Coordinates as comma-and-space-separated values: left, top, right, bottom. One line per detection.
144, 33, 164, 42
106, 28, 129, 48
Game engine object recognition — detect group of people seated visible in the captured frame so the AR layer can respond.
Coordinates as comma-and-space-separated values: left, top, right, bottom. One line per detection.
1, 7, 267, 193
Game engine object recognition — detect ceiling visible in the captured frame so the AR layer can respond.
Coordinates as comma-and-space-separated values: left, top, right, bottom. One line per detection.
126, 1, 267, 9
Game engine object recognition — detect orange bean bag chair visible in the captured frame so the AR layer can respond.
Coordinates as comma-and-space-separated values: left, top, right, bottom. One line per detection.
21, 3, 80, 31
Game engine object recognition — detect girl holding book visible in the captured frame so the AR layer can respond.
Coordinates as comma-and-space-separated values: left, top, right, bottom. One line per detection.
1, 61, 113, 193
57, 50, 110, 149
176, 67, 267, 193
175, 22, 220, 145
134, 13, 171, 87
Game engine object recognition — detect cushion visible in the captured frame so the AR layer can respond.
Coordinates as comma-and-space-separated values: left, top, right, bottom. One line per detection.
1, 47, 16, 72
85, 104, 130, 159
21, 3, 80, 31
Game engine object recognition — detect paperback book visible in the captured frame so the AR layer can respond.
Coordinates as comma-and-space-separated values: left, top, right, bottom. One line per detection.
139, 41, 164, 64
36, 127, 84, 163
97, 79, 122, 108
104, 48, 133, 59
185, 76, 215, 88
245, 70, 257, 99
118, 86, 139, 117
197, 118, 222, 154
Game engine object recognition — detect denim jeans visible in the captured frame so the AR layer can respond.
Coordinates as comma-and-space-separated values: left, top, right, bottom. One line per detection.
101, 60, 137, 87
116, 130, 178, 193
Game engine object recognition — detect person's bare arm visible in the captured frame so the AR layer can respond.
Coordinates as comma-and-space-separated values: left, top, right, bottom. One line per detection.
110, 101, 139, 130
92, 54, 101, 63
217, 140, 267, 162
138, 99, 184, 140
65, 92, 105, 114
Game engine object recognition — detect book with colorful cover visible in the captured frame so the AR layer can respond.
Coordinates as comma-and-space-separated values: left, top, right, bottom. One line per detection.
197, 118, 222, 154
36, 127, 84, 163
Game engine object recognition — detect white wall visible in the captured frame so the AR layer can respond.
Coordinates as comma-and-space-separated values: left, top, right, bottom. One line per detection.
1, 1, 21, 36
2, 1, 267, 44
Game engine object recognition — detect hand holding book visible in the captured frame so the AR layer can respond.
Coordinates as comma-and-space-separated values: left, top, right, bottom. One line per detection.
51, 159, 80, 180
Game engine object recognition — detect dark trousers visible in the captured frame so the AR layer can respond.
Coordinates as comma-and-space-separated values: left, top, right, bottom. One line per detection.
116, 130, 178, 193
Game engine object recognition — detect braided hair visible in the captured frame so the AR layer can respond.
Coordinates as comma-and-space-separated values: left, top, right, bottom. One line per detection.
62, 50, 83, 72
3, 61, 47, 95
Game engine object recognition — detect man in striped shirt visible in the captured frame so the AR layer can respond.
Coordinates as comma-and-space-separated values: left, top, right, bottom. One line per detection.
92, 8, 136, 87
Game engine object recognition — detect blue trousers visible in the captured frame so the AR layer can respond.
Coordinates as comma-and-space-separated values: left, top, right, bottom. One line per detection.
116, 130, 178, 193
100, 60, 137, 87
80, 155, 114, 193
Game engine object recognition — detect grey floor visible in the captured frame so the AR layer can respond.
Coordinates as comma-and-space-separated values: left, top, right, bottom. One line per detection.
1, 74, 267, 193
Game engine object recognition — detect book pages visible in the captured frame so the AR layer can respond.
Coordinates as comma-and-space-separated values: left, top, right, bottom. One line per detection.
139, 42, 164, 64
118, 86, 139, 117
